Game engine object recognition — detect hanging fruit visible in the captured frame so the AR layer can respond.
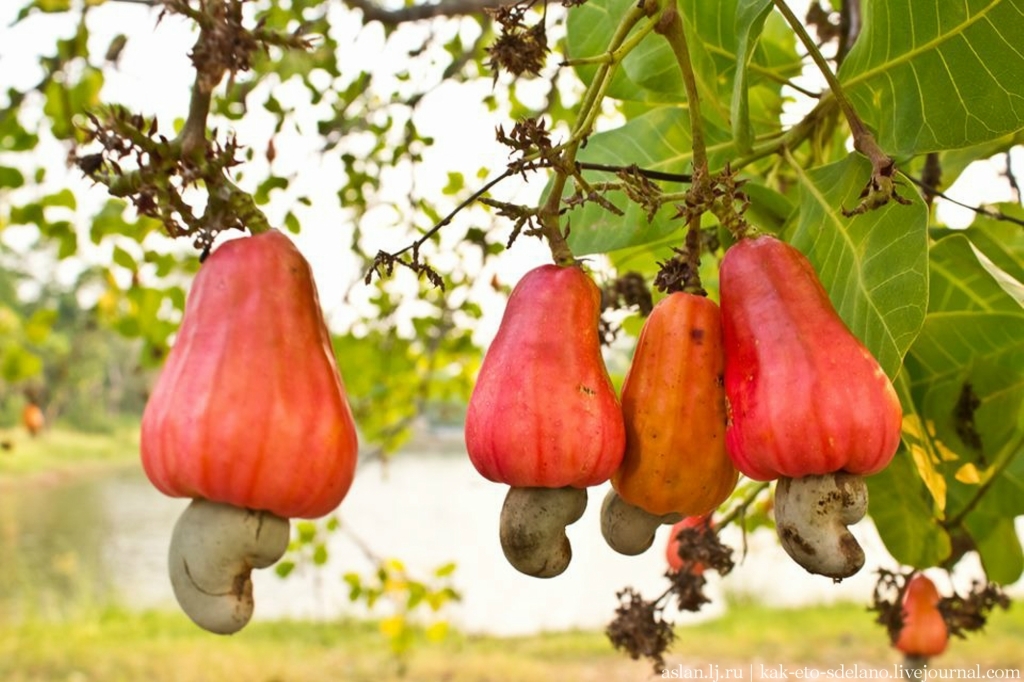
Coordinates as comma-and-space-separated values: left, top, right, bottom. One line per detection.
141, 228, 359, 633
720, 234, 902, 579
896, 573, 949, 659
465, 263, 625, 577
665, 516, 711, 574
602, 292, 737, 556
22, 403, 45, 437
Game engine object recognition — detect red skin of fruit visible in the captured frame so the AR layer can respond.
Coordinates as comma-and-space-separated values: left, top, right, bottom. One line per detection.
720, 235, 903, 481
896, 574, 948, 657
141, 230, 358, 519
613, 293, 737, 516
465, 264, 625, 488
665, 516, 709, 574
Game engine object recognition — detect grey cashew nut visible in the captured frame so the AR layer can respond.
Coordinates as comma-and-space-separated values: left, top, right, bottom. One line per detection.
774, 472, 868, 580
168, 498, 291, 634
600, 489, 681, 556
499, 486, 587, 578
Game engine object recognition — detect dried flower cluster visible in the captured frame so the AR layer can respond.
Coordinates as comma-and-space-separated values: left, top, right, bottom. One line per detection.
871, 568, 1010, 645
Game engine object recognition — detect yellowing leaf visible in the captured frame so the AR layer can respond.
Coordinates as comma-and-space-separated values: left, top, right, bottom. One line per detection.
903, 414, 947, 514
425, 621, 449, 642
955, 463, 983, 484
379, 616, 405, 638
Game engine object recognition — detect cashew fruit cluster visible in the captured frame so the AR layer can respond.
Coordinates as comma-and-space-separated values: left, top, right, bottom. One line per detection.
141, 229, 359, 634
720, 234, 903, 579
467, 233, 901, 580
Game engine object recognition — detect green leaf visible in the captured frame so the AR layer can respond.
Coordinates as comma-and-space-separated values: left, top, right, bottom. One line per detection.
0, 345, 43, 383
0, 167, 26, 190
788, 154, 929, 379
406, 582, 426, 610
621, 6, 732, 128
894, 370, 949, 512
907, 312, 1024, 389
41, 189, 76, 209
283, 211, 300, 234
731, 0, 774, 153
868, 447, 953, 568
965, 513, 1023, 584
908, 132, 1024, 191
296, 520, 317, 544
563, 106, 735, 255
433, 562, 457, 578
112, 245, 136, 271
962, 204, 1024, 282
928, 235, 1023, 313
25, 308, 57, 344
275, 561, 296, 578
442, 172, 464, 196
15, 0, 71, 20
838, 0, 1024, 157
743, 181, 795, 235
255, 176, 289, 205
566, 0, 660, 103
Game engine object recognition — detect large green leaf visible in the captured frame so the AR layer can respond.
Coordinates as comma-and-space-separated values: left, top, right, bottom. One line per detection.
563, 106, 736, 255
906, 132, 1024, 192
965, 512, 1024, 584
943, 409, 1024, 585
928, 234, 1024, 313
903, 305, 1024, 581
838, 0, 1024, 157
567, 0, 798, 113
731, 0, 774, 152
565, 0, 666, 104
621, 4, 732, 128
907, 312, 1024, 388
962, 203, 1024, 283
868, 443, 952, 569
788, 154, 929, 379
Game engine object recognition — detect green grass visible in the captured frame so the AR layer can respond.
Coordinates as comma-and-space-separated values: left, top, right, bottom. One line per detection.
1, 427, 1020, 679
0, 419, 140, 480
1, 600, 1020, 681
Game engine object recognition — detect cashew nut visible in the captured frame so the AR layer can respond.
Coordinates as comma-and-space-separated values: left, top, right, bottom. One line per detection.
499, 486, 587, 578
168, 498, 291, 634
774, 472, 868, 580
600, 489, 681, 556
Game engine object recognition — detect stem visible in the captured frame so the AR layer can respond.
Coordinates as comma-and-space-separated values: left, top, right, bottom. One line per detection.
578, 163, 691, 184
655, 2, 712, 293
375, 169, 516, 263
537, 0, 657, 265
717, 481, 771, 529
179, 72, 215, 161
903, 655, 929, 674
944, 430, 1024, 530
772, 0, 889, 166
537, 176, 576, 266
655, 5, 707, 177
726, 95, 838, 173
681, 215, 703, 294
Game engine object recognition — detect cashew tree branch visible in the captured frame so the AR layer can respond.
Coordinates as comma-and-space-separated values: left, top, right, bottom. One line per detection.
341, 0, 510, 24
